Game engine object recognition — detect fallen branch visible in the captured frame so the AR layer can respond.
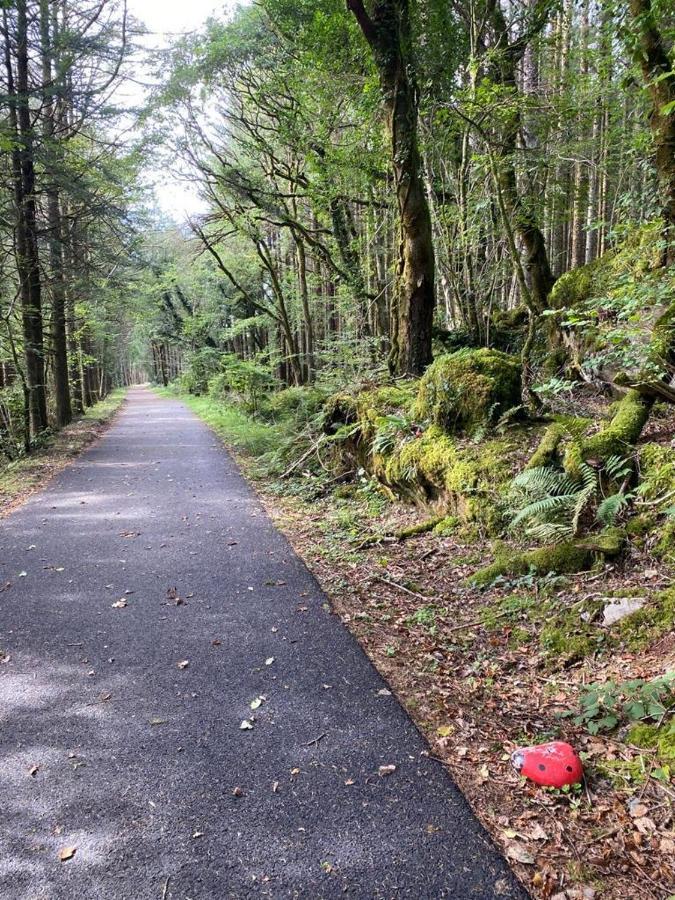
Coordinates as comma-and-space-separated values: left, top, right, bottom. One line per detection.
280, 435, 327, 479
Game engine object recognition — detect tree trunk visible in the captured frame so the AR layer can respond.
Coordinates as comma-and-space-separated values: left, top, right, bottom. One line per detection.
41, 0, 71, 427
628, 0, 675, 263
347, 0, 435, 375
5, 1, 48, 438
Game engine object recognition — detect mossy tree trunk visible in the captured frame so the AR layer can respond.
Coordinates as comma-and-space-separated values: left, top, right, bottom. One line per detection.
347, 0, 435, 376
486, 1, 556, 314
629, 0, 675, 265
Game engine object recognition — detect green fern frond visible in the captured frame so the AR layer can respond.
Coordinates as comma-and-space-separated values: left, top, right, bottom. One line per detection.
596, 492, 630, 526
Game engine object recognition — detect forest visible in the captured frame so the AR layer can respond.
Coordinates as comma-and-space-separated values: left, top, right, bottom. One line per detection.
1, 0, 674, 897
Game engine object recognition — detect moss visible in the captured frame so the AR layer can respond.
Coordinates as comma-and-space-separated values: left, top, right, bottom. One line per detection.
469, 542, 591, 587
550, 257, 607, 310
321, 393, 358, 433
638, 443, 675, 501
395, 516, 446, 540
383, 425, 518, 530
626, 722, 675, 766
433, 515, 460, 535
625, 513, 658, 537
414, 349, 521, 434
655, 520, 675, 563
563, 390, 652, 475
614, 587, 675, 649
470, 530, 624, 587
595, 757, 649, 788
480, 592, 536, 629
538, 596, 609, 663
527, 423, 566, 469
527, 416, 591, 469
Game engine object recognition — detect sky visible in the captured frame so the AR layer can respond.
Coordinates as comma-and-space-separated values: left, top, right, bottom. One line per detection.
125, 0, 235, 221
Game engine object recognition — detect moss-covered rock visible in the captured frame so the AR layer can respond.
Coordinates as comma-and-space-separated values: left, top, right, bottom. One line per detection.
322, 380, 537, 533
550, 256, 607, 310
414, 349, 521, 434
380, 425, 519, 529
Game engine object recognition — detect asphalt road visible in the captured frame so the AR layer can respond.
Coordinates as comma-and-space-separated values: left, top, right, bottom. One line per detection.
0, 387, 527, 899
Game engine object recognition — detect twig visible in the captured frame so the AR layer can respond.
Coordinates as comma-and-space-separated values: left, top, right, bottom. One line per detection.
161, 876, 170, 900
304, 732, 327, 747
280, 435, 326, 479
374, 576, 438, 602
445, 609, 514, 633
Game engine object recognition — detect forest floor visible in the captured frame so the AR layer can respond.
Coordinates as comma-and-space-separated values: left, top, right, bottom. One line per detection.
0, 388, 127, 518
172, 389, 675, 900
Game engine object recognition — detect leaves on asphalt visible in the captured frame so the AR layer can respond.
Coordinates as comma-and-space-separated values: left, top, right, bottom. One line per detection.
58, 846, 77, 862
240, 719, 254, 730
111, 598, 127, 609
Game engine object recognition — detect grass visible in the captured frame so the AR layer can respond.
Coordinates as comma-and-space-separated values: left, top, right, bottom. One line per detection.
0, 388, 127, 515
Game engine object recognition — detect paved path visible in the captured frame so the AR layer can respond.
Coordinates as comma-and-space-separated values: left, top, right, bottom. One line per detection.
0, 388, 526, 899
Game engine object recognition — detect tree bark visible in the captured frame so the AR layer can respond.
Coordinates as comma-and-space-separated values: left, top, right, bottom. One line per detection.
628, 0, 675, 263
347, 0, 435, 375
6, 1, 48, 438
41, 0, 72, 427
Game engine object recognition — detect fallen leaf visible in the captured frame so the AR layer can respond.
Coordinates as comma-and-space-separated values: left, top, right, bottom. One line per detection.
272, 781, 279, 793
149, 717, 167, 726
18, 571, 27, 578
344, 778, 355, 786
240, 720, 254, 730
192, 831, 204, 839
290, 767, 300, 776
634, 816, 657, 833
177, 659, 189, 670
378, 764, 396, 777
111, 599, 127, 609
211, 639, 222, 647
28, 765, 39, 778
527, 823, 548, 841
377, 688, 391, 696
265, 657, 275, 666
232, 786, 244, 797
58, 846, 77, 862
629, 801, 649, 818
506, 844, 535, 865
437, 725, 453, 737
250, 696, 264, 710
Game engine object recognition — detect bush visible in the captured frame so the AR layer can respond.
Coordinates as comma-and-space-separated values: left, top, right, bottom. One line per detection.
178, 348, 222, 395
207, 354, 275, 413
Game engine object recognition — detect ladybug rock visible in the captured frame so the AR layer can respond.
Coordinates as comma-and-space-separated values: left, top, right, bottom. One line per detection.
511, 741, 583, 788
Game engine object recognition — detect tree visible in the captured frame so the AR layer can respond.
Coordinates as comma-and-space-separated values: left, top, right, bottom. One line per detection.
346, 0, 435, 375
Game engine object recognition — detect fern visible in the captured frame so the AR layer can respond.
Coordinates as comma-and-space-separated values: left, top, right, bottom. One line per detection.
597, 492, 631, 526
509, 457, 634, 542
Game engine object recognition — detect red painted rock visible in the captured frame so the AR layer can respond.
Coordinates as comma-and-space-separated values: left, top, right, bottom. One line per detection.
511, 741, 583, 788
